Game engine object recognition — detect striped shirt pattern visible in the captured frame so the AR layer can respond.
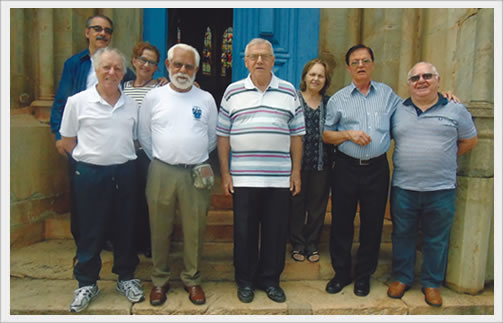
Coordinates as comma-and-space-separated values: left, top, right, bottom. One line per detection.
217, 74, 305, 188
391, 95, 477, 191
123, 80, 160, 107
324, 81, 402, 159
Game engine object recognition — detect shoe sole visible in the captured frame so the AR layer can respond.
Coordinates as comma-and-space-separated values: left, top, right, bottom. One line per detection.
70, 290, 100, 313
238, 295, 254, 303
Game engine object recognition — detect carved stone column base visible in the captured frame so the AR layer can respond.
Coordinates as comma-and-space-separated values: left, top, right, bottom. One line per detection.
29, 99, 53, 123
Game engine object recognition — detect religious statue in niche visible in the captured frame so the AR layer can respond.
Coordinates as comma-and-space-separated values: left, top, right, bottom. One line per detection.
220, 26, 233, 77
202, 27, 212, 75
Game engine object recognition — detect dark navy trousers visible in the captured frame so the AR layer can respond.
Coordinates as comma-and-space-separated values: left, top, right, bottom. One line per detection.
72, 159, 139, 287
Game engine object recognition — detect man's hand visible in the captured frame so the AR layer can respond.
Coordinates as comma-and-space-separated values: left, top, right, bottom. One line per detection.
440, 91, 461, 103
221, 172, 234, 196
290, 171, 301, 196
55, 140, 67, 157
347, 130, 371, 146
156, 77, 169, 86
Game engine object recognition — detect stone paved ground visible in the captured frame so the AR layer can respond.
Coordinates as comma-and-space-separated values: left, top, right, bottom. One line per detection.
9, 240, 495, 317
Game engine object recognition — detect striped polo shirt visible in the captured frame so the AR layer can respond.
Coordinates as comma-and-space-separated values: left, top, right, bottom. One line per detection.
324, 81, 402, 160
391, 94, 477, 191
217, 73, 305, 188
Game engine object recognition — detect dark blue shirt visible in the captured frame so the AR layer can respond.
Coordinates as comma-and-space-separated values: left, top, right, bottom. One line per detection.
49, 48, 135, 139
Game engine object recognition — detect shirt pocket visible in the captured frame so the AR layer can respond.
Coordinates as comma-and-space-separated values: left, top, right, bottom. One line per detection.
374, 111, 390, 132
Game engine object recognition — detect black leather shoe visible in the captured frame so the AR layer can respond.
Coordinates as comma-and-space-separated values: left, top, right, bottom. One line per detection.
237, 286, 254, 303
326, 278, 351, 294
354, 278, 370, 296
263, 286, 286, 303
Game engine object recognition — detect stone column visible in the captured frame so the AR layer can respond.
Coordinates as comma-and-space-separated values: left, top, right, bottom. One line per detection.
30, 8, 55, 122
445, 8, 494, 294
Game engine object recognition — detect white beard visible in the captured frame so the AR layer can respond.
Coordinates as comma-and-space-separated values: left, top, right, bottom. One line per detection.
169, 71, 196, 90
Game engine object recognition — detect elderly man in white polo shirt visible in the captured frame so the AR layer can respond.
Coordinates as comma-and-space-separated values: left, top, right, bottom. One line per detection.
60, 47, 144, 313
387, 62, 478, 307
138, 43, 217, 307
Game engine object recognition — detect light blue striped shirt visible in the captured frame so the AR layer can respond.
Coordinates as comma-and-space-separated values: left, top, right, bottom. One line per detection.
324, 81, 402, 159
391, 95, 477, 191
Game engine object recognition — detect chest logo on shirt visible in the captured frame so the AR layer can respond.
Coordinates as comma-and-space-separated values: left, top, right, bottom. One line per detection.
192, 106, 202, 120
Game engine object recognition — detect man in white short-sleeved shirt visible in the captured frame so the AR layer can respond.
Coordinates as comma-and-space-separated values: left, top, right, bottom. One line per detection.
60, 47, 144, 313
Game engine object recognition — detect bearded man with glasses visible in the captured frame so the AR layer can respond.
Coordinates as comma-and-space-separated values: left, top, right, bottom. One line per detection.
387, 62, 477, 307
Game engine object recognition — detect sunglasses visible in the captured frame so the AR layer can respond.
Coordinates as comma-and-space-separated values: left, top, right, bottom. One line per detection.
88, 25, 113, 35
137, 56, 158, 67
408, 73, 437, 82
172, 61, 195, 71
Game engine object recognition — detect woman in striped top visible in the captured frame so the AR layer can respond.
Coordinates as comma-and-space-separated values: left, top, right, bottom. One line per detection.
124, 41, 162, 258
289, 58, 332, 263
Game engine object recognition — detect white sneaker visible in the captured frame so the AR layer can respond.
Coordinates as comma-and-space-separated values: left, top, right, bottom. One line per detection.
117, 279, 145, 303
69, 284, 99, 313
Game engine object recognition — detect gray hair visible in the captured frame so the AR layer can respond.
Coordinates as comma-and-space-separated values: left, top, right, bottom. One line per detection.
93, 47, 127, 74
167, 43, 200, 68
244, 38, 274, 57
86, 14, 114, 31
407, 62, 439, 79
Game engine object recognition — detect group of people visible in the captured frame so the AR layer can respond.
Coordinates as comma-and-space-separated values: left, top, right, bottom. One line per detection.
50, 14, 478, 313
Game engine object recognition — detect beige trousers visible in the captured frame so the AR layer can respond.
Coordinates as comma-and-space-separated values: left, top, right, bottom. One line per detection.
146, 158, 210, 287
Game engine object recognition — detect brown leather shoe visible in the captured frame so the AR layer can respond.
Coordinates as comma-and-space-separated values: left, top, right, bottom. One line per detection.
150, 284, 169, 306
184, 285, 206, 305
422, 287, 442, 307
387, 281, 410, 299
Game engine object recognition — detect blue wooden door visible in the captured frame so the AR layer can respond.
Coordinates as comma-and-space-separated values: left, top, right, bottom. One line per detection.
143, 8, 320, 87
232, 8, 320, 86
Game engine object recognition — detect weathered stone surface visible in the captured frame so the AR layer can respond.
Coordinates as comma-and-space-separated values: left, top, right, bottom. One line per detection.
10, 278, 132, 315
446, 177, 493, 294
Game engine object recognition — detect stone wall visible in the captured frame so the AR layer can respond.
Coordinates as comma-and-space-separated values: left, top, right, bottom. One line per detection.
10, 8, 142, 247
319, 8, 494, 293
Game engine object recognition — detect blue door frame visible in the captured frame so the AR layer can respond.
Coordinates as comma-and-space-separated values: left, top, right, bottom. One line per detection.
142, 8, 320, 86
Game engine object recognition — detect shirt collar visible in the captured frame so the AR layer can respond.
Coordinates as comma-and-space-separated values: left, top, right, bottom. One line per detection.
90, 84, 126, 108
79, 48, 91, 62
350, 80, 376, 95
403, 92, 448, 109
244, 72, 279, 90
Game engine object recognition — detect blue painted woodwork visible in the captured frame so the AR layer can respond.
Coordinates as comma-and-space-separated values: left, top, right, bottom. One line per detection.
143, 8, 168, 78
232, 8, 320, 87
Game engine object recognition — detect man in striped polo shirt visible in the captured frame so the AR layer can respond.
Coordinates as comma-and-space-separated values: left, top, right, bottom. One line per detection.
386, 62, 477, 306
217, 38, 305, 303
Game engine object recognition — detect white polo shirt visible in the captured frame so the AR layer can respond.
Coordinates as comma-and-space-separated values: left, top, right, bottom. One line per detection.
138, 84, 218, 165
60, 85, 138, 165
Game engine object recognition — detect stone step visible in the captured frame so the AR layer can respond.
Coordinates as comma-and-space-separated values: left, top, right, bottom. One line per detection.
11, 239, 402, 283
44, 210, 393, 243
10, 277, 494, 315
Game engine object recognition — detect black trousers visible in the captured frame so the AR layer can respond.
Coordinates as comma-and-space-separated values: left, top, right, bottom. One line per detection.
135, 149, 151, 252
289, 169, 330, 254
232, 187, 291, 289
73, 160, 139, 287
329, 152, 389, 283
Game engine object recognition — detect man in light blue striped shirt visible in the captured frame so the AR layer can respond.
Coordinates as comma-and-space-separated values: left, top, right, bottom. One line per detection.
386, 62, 477, 307
323, 44, 400, 297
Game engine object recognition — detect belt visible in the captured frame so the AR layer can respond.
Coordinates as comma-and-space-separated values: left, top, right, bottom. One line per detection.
155, 158, 205, 169
336, 150, 386, 166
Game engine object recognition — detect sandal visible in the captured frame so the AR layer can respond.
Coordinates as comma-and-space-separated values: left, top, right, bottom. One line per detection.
307, 250, 320, 263
291, 250, 305, 262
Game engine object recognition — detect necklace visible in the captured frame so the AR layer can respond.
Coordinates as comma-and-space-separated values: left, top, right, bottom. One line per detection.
134, 78, 153, 88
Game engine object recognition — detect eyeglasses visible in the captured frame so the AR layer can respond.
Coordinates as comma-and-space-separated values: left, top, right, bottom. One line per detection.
88, 25, 113, 35
246, 54, 273, 61
350, 59, 372, 66
137, 56, 158, 67
172, 61, 195, 71
408, 73, 437, 82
